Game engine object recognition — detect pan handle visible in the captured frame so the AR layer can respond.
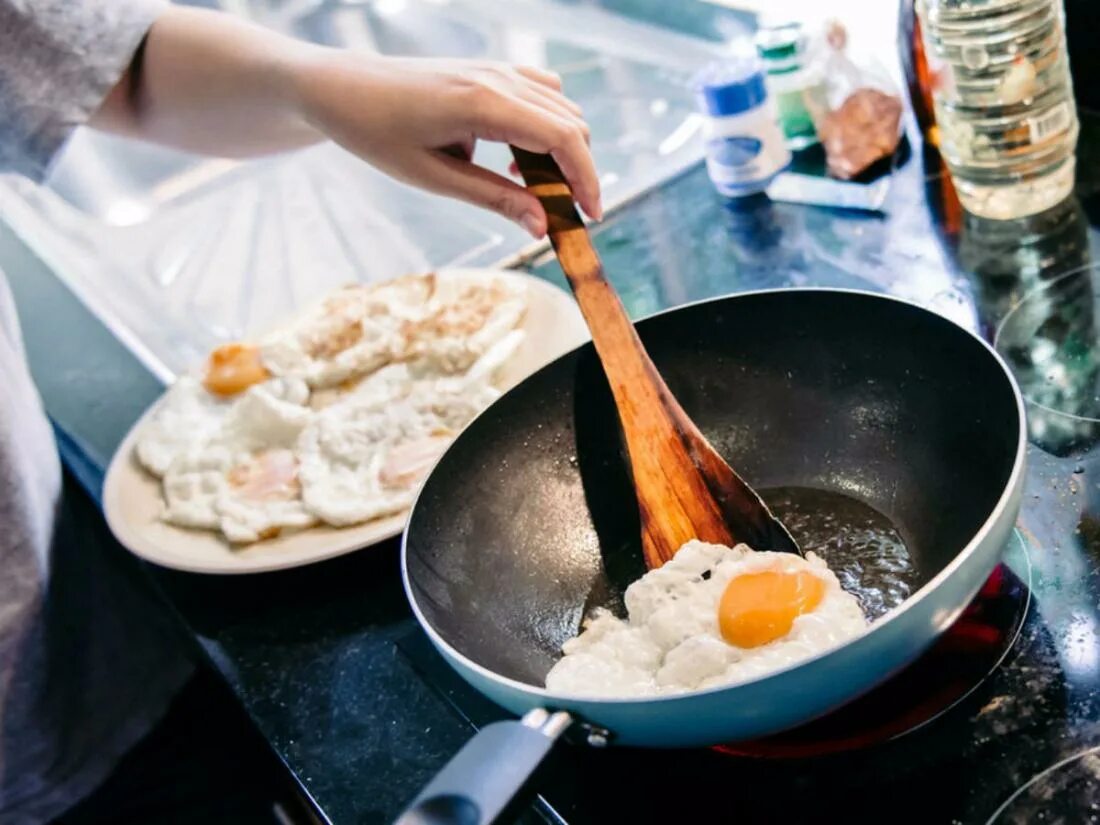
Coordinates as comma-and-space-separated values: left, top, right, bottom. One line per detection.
394, 708, 572, 825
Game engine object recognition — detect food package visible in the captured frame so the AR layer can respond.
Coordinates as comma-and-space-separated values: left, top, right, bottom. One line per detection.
814, 20, 904, 180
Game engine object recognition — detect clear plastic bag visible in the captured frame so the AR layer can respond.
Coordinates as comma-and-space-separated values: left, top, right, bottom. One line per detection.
812, 20, 905, 179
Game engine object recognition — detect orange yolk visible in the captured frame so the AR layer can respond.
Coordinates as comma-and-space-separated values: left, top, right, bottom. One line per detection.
203, 343, 270, 397
718, 570, 826, 648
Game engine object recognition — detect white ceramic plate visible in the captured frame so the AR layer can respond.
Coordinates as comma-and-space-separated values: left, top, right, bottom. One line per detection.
103, 269, 589, 575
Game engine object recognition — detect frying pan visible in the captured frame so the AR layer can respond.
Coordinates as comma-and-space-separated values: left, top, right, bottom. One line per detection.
398, 288, 1026, 824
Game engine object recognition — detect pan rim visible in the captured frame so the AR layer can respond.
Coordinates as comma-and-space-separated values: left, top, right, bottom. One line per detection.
400, 285, 1029, 708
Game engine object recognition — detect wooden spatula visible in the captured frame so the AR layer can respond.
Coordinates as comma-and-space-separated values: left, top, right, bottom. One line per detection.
511, 148, 800, 569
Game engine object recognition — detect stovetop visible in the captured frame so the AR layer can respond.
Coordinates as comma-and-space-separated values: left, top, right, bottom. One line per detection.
398, 510, 1091, 824
395, 168, 1100, 824
12, 107, 1100, 822
398, 533, 1054, 824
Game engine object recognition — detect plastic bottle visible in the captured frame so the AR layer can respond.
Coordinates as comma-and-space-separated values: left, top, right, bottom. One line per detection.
916, 0, 1079, 220
693, 60, 792, 198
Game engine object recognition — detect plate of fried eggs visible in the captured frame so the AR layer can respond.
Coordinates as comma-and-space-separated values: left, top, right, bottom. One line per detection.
104, 268, 589, 574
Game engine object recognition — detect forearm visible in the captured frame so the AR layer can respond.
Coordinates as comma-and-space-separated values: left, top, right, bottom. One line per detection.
93, 6, 322, 157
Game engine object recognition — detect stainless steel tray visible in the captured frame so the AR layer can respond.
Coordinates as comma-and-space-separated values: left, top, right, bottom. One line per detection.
0, 0, 735, 380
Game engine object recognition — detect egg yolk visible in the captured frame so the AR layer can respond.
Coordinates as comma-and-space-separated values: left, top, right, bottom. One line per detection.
718, 570, 826, 648
203, 343, 270, 396
227, 449, 301, 501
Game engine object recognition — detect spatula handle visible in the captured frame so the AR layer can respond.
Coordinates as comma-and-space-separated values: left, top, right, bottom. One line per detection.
511, 148, 739, 566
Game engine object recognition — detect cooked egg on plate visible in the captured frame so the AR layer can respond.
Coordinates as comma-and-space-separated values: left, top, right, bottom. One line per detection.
545, 540, 869, 697
104, 268, 589, 574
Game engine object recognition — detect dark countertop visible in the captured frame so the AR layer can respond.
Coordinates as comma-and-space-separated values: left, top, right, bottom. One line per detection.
7, 102, 1100, 820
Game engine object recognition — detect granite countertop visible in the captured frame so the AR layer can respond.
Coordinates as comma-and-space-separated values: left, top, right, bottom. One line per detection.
6, 99, 1100, 820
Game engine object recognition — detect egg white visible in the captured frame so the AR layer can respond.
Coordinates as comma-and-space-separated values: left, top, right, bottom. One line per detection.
297, 381, 499, 526
544, 541, 869, 698
399, 271, 528, 374
136, 376, 311, 480
159, 381, 316, 543
135, 376, 229, 477
258, 272, 527, 389
259, 312, 402, 390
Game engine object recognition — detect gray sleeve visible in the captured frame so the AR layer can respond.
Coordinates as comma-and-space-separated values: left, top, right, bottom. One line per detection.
0, 0, 168, 183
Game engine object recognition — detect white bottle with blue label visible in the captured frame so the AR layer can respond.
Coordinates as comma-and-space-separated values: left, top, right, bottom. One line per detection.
694, 60, 791, 198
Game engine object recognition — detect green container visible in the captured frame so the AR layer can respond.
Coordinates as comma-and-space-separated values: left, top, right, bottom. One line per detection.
755, 22, 823, 149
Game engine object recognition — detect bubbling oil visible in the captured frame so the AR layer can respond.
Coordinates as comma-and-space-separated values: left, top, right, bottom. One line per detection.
762, 487, 916, 621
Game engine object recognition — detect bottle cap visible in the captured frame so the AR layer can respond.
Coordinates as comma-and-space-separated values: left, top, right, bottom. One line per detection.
755, 22, 805, 72
692, 60, 769, 117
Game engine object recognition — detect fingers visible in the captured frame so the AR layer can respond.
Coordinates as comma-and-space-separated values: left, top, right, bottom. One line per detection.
515, 64, 563, 91
439, 138, 475, 162
503, 64, 580, 118
415, 149, 549, 238
522, 82, 585, 122
468, 96, 602, 220
550, 136, 601, 221
509, 67, 587, 143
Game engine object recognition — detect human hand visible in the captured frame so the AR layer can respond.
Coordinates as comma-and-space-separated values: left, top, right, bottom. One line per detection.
93, 8, 598, 237
293, 53, 602, 238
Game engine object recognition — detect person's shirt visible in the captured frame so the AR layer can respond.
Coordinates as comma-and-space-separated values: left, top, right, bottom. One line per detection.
0, 2, 193, 820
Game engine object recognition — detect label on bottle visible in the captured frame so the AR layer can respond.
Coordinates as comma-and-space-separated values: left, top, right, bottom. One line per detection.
1028, 101, 1072, 144
775, 89, 817, 142
704, 135, 787, 195
709, 136, 763, 168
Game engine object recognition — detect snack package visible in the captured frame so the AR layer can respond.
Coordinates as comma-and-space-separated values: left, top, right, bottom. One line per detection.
813, 20, 904, 180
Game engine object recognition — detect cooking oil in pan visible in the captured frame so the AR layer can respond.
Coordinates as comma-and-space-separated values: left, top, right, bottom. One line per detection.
762, 487, 917, 620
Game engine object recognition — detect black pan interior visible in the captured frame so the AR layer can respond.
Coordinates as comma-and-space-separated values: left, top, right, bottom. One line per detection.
405, 291, 1021, 686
